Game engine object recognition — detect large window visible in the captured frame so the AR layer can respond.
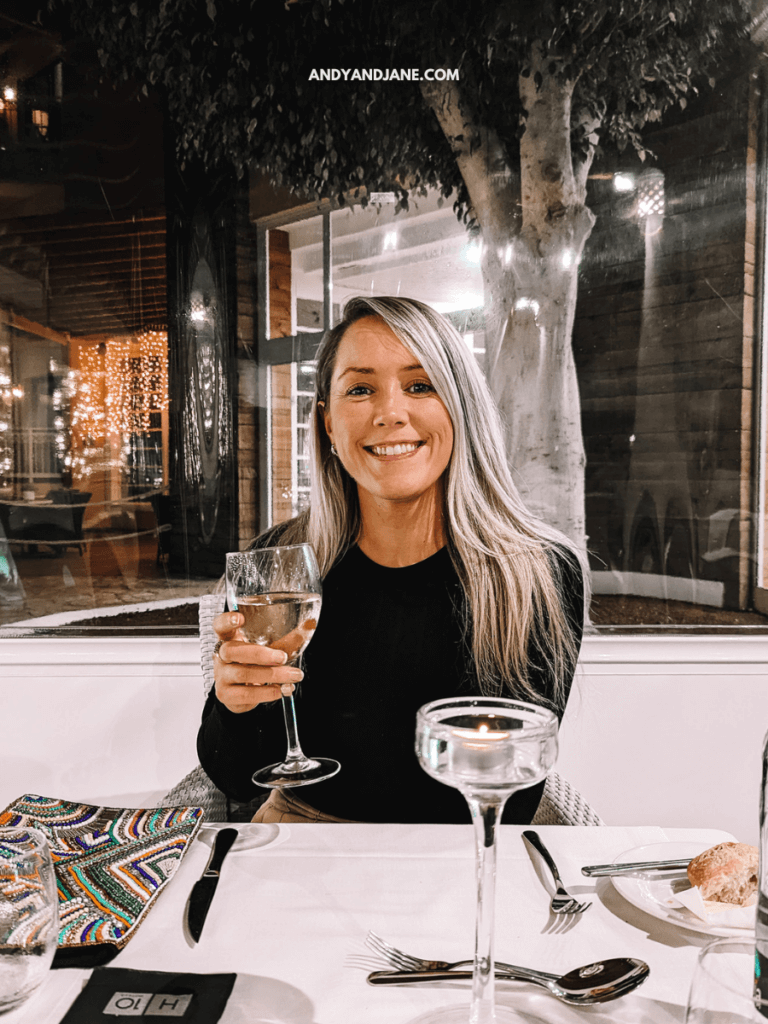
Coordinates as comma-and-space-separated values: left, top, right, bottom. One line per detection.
3, 7, 768, 634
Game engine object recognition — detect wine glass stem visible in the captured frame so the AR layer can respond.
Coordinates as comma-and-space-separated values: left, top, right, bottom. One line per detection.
280, 654, 306, 763
466, 794, 505, 1024
280, 692, 306, 762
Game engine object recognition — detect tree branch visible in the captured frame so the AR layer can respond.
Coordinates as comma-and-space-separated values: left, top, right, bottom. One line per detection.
518, 40, 595, 256
420, 76, 518, 243
571, 105, 602, 195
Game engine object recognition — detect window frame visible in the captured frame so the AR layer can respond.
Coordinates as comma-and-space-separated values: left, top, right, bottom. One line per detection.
255, 203, 332, 534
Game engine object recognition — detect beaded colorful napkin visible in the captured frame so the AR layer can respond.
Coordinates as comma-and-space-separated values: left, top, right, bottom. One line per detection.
0, 794, 203, 966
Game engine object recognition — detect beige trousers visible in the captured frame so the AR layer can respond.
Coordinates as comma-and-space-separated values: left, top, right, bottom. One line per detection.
251, 788, 355, 823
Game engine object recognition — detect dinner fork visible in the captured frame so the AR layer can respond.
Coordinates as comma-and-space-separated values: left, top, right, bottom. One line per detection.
363, 930, 516, 974
522, 830, 591, 915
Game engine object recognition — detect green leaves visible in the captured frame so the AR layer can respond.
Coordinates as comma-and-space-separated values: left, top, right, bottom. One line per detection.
52, 0, 751, 217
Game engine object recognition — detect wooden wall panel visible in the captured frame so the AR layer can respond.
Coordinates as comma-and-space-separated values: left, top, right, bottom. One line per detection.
269, 230, 294, 525
271, 363, 293, 525
269, 230, 292, 339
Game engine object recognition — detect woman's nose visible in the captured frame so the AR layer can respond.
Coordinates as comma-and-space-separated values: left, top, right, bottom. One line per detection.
373, 385, 408, 426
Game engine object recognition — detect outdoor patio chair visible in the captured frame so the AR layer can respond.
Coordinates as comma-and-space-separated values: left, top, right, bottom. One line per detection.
161, 594, 605, 826
530, 771, 604, 826
2, 490, 91, 556
161, 762, 228, 821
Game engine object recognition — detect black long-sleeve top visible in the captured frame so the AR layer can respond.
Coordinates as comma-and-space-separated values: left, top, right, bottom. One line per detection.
197, 543, 583, 824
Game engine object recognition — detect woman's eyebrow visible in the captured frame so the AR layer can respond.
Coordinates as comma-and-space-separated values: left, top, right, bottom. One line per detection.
338, 363, 424, 379
338, 366, 374, 378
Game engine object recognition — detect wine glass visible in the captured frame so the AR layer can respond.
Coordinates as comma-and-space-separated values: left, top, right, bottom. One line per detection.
0, 827, 59, 1015
225, 543, 340, 788
685, 938, 764, 1023
413, 696, 558, 1024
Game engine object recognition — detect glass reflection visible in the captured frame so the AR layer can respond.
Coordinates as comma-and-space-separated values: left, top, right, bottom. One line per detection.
184, 247, 230, 546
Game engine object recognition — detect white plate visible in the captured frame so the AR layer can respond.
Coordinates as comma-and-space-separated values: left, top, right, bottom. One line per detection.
610, 842, 753, 937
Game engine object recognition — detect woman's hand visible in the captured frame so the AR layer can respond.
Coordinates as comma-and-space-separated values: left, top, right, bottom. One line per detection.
212, 611, 304, 713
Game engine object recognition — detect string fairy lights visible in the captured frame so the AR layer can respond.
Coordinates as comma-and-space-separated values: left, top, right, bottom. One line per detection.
0, 341, 18, 481
104, 328, 168, 434
70, 344, 107, 479
71, 345, 106, 444
70, 330, 169, 478
137, 325, 169, 431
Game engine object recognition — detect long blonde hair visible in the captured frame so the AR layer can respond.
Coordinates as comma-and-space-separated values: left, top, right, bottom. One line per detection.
271, 296, 585, 710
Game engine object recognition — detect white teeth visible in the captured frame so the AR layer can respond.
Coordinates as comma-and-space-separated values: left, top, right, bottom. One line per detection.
371, 443, 420, 456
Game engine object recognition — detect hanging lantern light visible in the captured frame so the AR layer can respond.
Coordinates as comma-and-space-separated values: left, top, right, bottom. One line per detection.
637, 168, 665, 219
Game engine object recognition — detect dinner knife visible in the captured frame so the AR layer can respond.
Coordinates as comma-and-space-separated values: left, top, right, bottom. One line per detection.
582, 857, 691, 877
186, 827, 238, 942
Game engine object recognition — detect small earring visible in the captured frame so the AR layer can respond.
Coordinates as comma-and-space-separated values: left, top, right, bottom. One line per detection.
330, 444, 338, 456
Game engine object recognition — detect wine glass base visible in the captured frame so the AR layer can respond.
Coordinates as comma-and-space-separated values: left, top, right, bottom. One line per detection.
252, 757, 341, 789
0, 982, 45, 1016
405, 1004, 523, 1024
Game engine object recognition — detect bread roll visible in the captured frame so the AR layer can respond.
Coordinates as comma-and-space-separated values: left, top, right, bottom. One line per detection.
686, 842, 758, 905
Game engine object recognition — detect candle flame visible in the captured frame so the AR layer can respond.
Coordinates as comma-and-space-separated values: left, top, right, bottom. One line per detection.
451, 726, 510, 742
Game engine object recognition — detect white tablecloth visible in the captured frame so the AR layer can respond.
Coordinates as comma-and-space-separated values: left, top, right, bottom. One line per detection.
11, 823, 738, 1023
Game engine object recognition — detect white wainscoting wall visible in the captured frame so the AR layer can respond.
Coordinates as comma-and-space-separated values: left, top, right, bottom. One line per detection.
560, 635, 768, 846
0, 638, 203, 813
0, 634, 766, 844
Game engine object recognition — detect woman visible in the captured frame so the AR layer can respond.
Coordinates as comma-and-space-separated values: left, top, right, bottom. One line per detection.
198, 296, 585, 824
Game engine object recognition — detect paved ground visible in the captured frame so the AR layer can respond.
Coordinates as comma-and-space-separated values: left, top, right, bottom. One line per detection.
0, 535, 214, 625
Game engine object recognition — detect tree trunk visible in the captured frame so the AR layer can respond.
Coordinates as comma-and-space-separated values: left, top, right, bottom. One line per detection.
483, 244, 589, 550
422, 43, 597, 553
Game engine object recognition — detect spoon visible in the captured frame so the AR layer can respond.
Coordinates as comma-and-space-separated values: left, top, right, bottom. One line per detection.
367, 956, 650, 1005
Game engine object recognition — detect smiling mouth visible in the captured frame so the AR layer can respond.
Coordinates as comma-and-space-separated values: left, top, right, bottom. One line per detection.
366, 441, 425, 457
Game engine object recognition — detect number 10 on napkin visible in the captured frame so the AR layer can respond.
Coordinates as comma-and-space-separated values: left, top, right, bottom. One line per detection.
57, 968, 235, 1022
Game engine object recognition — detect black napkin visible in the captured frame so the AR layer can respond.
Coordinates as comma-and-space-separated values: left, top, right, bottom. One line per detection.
53, 945, 121, 970
58, 968, 236, 1023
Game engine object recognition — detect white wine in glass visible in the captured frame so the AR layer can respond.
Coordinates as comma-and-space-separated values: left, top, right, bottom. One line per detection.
225, 543, 340, 788
413, 697, 558, 1024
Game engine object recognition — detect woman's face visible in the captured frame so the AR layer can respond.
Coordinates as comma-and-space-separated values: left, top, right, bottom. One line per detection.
322, 316, 454, 507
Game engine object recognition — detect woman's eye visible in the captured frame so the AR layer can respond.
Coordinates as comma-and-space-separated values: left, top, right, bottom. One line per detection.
408, 381, 435, 394
346, 384, 372, 396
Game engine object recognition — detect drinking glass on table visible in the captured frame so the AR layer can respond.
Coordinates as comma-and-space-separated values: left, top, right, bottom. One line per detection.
414, 697, 558, 1024
685, 938, 764, 1023
0, 827, 59, 1015
225, 544, 340, 788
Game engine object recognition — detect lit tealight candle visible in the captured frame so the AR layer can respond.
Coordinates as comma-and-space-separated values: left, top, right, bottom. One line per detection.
450, 720, 511, 778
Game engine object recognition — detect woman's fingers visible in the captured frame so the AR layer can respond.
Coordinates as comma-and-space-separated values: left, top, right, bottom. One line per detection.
213, 611, 245, 641
211, 618, 316, 715
217, 639, 288, 667
216, 679, 287, 710
213, 640, 303, 713
215, 670, 301, 711
221, 662, 302, 686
